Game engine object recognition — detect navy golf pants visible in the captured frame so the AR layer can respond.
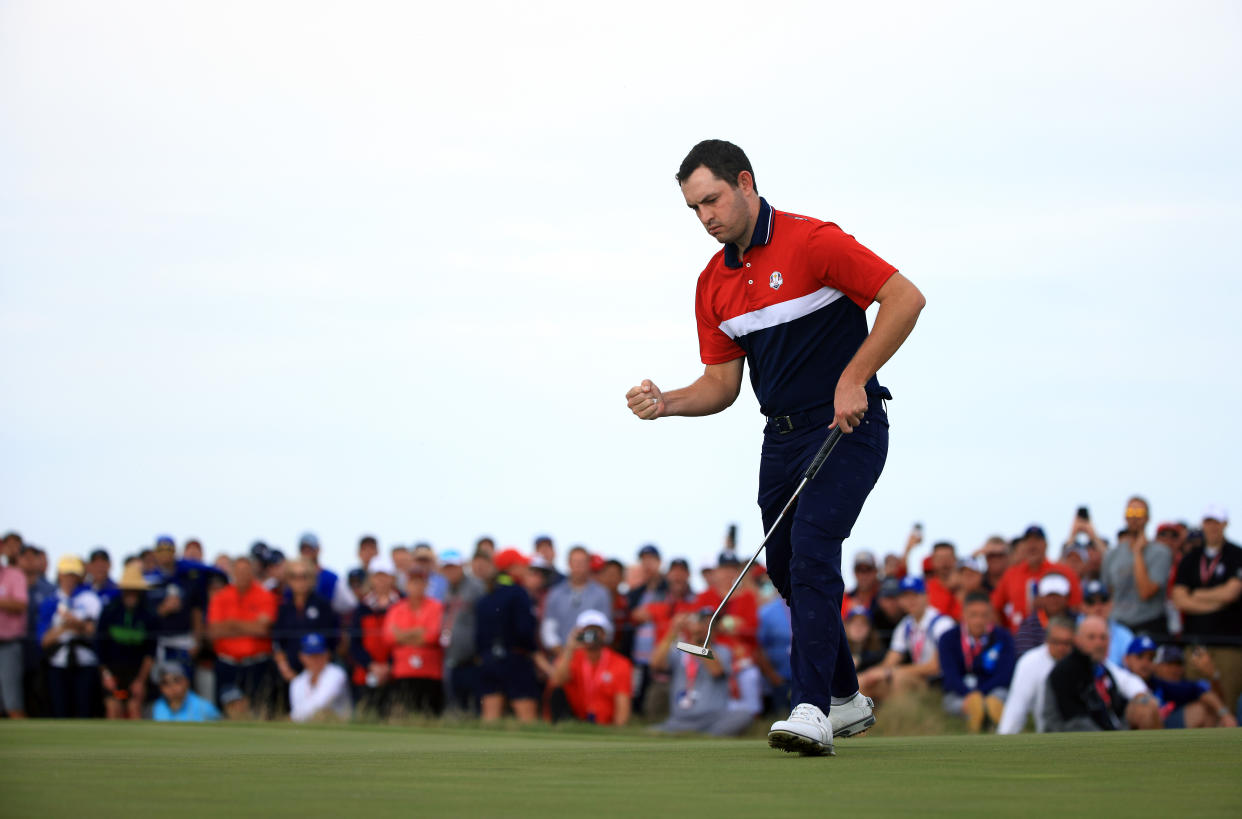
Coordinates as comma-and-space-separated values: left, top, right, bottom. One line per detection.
759, 396, 888, 714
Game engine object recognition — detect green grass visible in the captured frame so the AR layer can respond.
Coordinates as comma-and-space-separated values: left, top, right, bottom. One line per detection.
2, 721, 1240, 818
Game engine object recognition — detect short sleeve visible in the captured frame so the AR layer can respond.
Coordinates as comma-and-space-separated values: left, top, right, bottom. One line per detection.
932, 615, 956, 644
807, 223, 897, 310
695, 275, 745, 365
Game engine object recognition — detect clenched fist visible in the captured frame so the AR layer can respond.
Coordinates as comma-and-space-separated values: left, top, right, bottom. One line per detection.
625, 379, 664, 420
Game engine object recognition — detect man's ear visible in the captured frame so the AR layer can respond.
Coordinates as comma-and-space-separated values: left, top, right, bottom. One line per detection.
736, 170, 755, 193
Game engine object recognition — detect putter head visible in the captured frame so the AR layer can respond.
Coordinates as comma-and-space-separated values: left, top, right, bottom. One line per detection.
676, 641, 714, 659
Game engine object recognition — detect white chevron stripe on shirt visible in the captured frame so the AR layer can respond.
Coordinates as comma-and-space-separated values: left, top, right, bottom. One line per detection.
718, 286, 845, 340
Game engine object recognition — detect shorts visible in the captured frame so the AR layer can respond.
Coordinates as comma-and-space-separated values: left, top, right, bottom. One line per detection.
1163, 706, 1187, 729
105, 663, 144, 696
476, 654, 539, 702
0, 641, 23, 713
216, 657, 274, 708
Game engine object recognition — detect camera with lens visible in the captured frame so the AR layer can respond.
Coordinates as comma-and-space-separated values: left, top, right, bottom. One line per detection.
580, 628, 602, 646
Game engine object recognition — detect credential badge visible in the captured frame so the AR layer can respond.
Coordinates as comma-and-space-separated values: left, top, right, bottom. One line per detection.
769, 271, 783, 290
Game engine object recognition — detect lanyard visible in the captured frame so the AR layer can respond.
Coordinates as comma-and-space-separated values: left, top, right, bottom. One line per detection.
682, 651, 699, 689
1201, 551, 1223, 585
961, 631, 984, 669
1093, 664, 1112, 707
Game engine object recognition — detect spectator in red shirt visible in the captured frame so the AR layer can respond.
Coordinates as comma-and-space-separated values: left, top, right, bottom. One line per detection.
993, 526, 1082, 633
206, 556, 278, 719
384, 567, 444, 716
550, 609, 633, 726
695, 552, 758, 657
348, 555, 401, 717
978, 536, 1011, 594
926, 541, 962, 621
847, 550, 880, 611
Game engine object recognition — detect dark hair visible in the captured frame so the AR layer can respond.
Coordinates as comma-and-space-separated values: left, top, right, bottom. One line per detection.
676, 140, 757, 193
964, 591, 992, 607
359, 535, 378, 547
932, 541, 956, 554
604, 559, 624, 572
568, 545, 590, 560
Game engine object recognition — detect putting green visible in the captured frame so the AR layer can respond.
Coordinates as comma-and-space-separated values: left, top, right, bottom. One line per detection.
1, 721, 1239, 817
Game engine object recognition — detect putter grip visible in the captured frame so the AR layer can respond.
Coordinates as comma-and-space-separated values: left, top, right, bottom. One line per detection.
803, 427, 843, 481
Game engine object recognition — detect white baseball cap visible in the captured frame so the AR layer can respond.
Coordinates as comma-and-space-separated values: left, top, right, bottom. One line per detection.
575, 608, 613, 638
1038, 573, 1071, 597
368, 555, 397, 576
1203, 504, 1229, 524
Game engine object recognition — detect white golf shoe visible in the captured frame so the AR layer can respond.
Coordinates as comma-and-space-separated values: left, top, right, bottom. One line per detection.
768, 703, 835, 756
828, 692, 875, 738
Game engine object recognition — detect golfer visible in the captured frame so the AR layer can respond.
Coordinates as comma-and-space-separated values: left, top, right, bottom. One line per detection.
625, 140, 925, 756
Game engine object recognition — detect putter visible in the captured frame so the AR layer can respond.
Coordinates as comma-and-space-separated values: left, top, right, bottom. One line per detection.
677, 425, 845, 660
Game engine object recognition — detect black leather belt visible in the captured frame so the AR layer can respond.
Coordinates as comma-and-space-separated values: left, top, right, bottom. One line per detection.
765, 388, 892, 435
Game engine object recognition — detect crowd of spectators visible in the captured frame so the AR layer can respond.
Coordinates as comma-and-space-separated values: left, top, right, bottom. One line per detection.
0, 495, 1238, 737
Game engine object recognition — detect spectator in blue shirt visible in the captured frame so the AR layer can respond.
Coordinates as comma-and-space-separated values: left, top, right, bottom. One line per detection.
299, 533, 357, 616
1079, 579, 1135, 667
412, 544, 450, 602
86, 549, 119, 607
939, 591, 1016, 732
152, 662, 220, 722
757, 592, 792, 715
1124, 641, 1236, 729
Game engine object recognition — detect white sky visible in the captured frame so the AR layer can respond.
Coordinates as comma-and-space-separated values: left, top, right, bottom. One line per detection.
2, 1, 1240, 586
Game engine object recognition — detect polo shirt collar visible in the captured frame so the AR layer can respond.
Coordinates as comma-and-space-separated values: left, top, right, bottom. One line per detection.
723, 197, 774, 269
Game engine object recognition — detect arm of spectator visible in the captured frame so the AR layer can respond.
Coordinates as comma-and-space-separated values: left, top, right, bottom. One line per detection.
0, 595, 26, 614
331, 580, 358, 616
549, 630, 580, 687
236, 615, 273, 637
988, 634, 1017, 694
274, 649, 296, 682
1130, 537, 1162, 601
290, 668, 349, 723
937, 632, 967, 695
997, 654, 1037, 734
650, 612, 688, 672
1193, 578, 1242, 606
1171, 584, 1226, 615
908, 650, 941, 680
613, 691, 632, 726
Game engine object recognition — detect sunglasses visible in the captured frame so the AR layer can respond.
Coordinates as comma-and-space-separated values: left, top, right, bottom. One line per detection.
1125, 510, 1146, 519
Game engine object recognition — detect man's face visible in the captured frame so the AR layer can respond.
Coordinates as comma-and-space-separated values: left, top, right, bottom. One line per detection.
1075, 620, 1110, 663
535, 541, 555, 562
155, 544, 176, 570
844, 615, 871, 643
301, 651, 328, 674
568, 551, 591, 582
640, 553, 661, 580
406, 575, 427, 599
666, 566, 689, 595
1126, 651, 1155, 679
853, 563, 878, 591
442, 564, 463, 585
1082, 596, 1112, 619
159, 673, 189, 703
931, 547, 955, 576
370, 571, 394, 597
898, 591, 924, 616
88, 556, 110, 583
1124, 500, 1149, 534
1024, 536, 1047, 564
963, 601, 992, 637
472, 556, 493, 581
393, 550, 413, 571
680, 166, 753, 246
286, 563, 313, 595
1039, 592, 1068, 618
359, 542, 378, 565
1, 536, 20, 562
183, 541, 203, 562
233, 558, 255, 587
300, 545, 320, 566
877, 595, 901, 618
959, 568, 984, 594
1046, 626, 1074, 661
599, 564, 622, 591
713, 565, 741, 593
1155, 660, 1184, 682
1202, 517, 1226, 545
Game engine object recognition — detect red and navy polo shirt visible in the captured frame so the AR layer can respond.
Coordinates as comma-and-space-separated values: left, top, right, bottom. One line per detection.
694, 198, 897, 417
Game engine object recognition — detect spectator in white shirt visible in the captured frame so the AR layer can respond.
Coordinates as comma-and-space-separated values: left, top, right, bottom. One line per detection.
857, 577, 954, 704
289, 633, 351, 723
998, 616, 1076, 734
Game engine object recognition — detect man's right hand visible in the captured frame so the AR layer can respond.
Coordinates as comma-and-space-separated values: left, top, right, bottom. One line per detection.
625, 380, 664, 420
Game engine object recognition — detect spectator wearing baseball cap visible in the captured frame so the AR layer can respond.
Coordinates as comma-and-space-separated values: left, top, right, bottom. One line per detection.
939, 591, 1016, 732
152, 662, 220, 722
1079, 579, 1135, 667
299, 533, 357, 616
1014, 573, 1074, 658
1123, 639, 1236, 729
1102, 496, 1172, 637
848, 550, 881, 612
36, 555, 103, 718
1042, 615, 1159, 732
997, 615, 1076, 734
474, 550, 540, 723
1171, 504, 1242, 710
650, 608, 750, 736
631, 558, 698, 721
347, 556, 401, 717
96, 561, 157, 720
549, 609, 633, 726
289, 633, 352, 723
439, 550, 486, 714
857, 577, 955, 706
925, 542, 962, 622
85, 548, 119, 607
992, 525, 1083, 634
383, 568, 445, 716
693, 551, 758, 659
870, 577, 904, 648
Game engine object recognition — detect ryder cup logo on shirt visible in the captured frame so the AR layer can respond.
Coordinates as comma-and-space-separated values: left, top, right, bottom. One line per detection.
769, 271, 783, 290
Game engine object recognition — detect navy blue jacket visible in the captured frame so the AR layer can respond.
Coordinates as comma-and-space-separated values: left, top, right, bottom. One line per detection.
274, 592, 340, 672
475, 576, 536, 660
938, 624, 1016, 696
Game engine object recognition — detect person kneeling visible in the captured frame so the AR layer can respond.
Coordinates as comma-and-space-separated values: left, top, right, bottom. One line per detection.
289, 633, 351, 723
649, 609, 752, 736
549, 609, 632, 726
938, 592, 1016, 732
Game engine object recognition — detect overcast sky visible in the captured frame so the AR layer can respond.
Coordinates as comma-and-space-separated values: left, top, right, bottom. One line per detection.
2, 1, 1239, 585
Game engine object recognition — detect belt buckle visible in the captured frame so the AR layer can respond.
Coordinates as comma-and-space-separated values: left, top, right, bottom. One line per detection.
772, 415, 794, 434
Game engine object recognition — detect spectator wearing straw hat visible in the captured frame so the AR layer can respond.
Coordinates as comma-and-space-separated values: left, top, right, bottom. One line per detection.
152, 661, 220, 722
289, 633, 351, 723
96, 561, 157, 719
37, 555, 103, 718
